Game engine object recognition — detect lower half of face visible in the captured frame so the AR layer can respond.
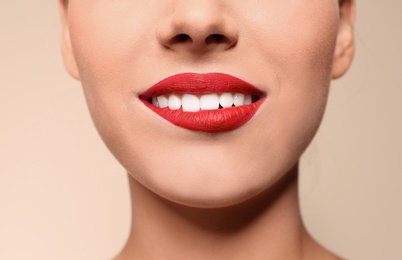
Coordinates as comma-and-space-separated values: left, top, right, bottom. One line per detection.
67, 0, 339, 207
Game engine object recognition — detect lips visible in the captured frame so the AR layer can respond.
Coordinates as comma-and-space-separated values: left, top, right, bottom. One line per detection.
140, 73, 266, 133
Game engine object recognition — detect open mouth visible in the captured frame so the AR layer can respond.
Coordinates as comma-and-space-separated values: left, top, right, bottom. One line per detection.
146, 93, 261, 112
140, 73, 266, 133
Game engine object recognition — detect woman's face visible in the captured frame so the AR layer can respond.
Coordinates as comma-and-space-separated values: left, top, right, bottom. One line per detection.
60, 0, 354, 207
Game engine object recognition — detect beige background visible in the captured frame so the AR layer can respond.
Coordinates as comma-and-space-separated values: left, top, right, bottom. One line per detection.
1, 1, 401, 259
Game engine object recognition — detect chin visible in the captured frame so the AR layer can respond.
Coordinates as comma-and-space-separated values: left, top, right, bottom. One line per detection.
125, 144, 298, 209
140, 175, 269, 209
149, 176, 265, 209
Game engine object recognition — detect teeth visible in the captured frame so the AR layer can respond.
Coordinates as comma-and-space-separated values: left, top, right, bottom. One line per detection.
200, 94, 219, 110
244, 94, 252, 105
233, 93, 245, 107
152, 93, 256, 111
168, 94, 181, 110
182, 94, 200, 112
157, 95, 168, 108
219, 93, 234, 108
152, 97, 159, 107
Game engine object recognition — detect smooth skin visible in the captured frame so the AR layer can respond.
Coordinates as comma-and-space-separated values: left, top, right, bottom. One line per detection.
60, 0, 355, 259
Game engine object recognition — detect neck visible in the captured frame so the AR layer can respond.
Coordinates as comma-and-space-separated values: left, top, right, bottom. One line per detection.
115, 165, 335, 260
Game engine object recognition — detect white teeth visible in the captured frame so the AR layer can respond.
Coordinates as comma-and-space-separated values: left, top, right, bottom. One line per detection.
219, 93, 234, 108
152, 97, 159, 107
200, 94, 220, 110
233, 93, 245, 107
182, 94, 200, 112
151, 92, 256, 111
168, 94, 181, 110
244, 94, 252, 105
157, 95, 168, 108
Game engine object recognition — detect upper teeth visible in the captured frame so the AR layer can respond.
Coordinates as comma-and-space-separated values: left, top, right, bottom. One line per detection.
151, 93, 253, 112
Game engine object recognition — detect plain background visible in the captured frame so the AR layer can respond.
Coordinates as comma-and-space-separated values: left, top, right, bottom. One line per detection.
1, 1, 401, 259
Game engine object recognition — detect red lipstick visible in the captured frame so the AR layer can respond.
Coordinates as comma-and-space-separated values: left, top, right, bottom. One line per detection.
140, 73, 266, 133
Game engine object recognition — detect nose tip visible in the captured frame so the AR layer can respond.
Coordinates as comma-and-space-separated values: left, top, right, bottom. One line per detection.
157, 2, 238, 53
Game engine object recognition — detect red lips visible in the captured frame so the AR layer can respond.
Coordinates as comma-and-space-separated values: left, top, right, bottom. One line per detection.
140, 73, 266, 133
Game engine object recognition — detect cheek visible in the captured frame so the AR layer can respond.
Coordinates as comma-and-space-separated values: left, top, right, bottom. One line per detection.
68, 1, 161, 97
67, 1, 162, 137
242, 2, 339, 172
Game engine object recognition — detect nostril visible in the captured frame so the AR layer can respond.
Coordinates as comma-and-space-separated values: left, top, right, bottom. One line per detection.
205, 34, 226, 44
171, 34, 229, 46
173, 34, 191, 43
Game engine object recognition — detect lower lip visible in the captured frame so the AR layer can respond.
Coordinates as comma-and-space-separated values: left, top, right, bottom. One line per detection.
141, 99, 265, 133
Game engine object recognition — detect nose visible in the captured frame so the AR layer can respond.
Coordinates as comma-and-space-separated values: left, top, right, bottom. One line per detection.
157, 1, 239, 54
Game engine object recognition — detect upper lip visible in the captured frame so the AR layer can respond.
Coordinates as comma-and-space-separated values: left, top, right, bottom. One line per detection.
139, 72, 265, 100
